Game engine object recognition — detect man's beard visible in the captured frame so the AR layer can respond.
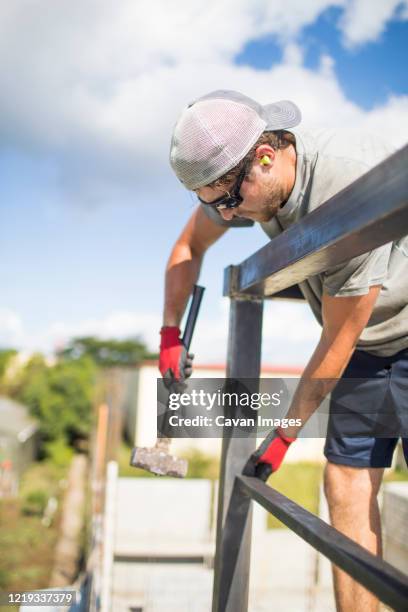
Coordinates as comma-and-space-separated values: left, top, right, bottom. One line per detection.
258, 178, 287, 222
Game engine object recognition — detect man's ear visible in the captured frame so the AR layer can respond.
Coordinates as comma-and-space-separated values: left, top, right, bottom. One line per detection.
255, 144, 276, 164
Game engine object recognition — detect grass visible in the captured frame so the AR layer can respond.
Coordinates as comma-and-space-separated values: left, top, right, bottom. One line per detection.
0, 456, 71, 593
265, 462, 324, 529
19, 459, 68, 500
265, 462, 408, 529
0, 497, 59, 592
265, 461, 408, 529
384, 466, 408, 483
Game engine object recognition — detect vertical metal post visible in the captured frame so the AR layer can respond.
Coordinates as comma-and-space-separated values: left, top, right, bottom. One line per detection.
212, 296, 264, 612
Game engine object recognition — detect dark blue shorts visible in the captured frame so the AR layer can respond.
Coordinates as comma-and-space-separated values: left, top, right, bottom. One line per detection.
324, 348, 408, 468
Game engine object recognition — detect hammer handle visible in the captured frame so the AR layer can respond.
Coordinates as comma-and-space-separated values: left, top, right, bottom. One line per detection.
181, 285, 205, 350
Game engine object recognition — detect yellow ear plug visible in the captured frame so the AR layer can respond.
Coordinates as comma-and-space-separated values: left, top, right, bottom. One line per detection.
260, 155, 271, 166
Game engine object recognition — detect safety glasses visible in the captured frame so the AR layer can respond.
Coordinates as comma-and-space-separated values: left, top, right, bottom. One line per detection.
197, 160, 249, 211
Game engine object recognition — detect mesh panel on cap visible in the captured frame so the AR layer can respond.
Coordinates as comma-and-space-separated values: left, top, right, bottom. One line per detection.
170, 99, 266, 190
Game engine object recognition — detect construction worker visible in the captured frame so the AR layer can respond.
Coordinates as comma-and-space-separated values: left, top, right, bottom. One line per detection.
159, 90, 408, 612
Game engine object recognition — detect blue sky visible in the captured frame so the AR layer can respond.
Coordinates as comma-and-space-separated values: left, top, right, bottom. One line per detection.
236, 6, 407, 109
1, 1, 407, 366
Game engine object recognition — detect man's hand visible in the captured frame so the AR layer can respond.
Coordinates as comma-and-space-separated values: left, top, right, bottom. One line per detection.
242, 428, 296, 481
159, 326, 194, 386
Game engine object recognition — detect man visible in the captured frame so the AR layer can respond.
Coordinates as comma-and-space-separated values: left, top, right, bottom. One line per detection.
159, 90, 408, 612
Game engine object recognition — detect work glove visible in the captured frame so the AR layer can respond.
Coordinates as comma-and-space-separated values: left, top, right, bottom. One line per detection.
159, 326, 194, 387
242, 427, 296, 482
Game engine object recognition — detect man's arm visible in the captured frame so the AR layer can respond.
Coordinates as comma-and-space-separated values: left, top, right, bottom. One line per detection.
283, 285, 382, 437
244, 284, 383, 479
163, 205, 228, 325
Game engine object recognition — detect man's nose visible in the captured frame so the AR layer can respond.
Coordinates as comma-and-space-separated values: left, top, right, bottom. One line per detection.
219, 208, 235, 221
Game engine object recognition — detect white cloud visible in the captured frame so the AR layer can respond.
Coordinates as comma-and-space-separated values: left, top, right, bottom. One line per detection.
4, 299, 318, 367
46, 311, 162, 354
339, 0, 408, 48
282, 42, 305, 66
188, 299, 320, 366
1, 1, 407, 366
0, 309, 161, 356
360, 95, 408, 145
1, 0, 407, 205
2, 0, 333, 150
0, 309, 25, 347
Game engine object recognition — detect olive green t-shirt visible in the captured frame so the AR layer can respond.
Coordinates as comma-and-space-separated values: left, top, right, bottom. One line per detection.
202, 127, 408, 357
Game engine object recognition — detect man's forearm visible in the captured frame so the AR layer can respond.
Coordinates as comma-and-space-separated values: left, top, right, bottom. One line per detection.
163, 241, 203, 326
283, 334, 355, 438
282, 287, 381, 439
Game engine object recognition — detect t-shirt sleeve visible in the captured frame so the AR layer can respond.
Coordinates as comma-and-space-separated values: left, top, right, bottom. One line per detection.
322, 243, 392, 297
200, 204, 255, 228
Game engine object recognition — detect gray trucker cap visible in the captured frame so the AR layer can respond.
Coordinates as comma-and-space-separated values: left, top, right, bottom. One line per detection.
170, 90, 301, 190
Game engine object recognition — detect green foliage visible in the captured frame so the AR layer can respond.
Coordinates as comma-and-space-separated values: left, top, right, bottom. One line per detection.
43, 440, 74, 468
12, 354, 97, 451
19, 457, 66, 500
22, 490, 48, 516
0, 567, 8, 588
0, 348, 17, 386
59, 335, 157, 367
3, 332, 156, 467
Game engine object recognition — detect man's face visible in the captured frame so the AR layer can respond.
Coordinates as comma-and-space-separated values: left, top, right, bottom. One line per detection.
197, 151, 290, 223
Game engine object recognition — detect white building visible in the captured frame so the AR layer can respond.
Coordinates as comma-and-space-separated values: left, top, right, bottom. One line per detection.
122, 361, 326, 463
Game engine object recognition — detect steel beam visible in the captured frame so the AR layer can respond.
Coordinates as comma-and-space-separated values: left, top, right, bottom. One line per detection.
238, 476, 408, 612
212, 298, 263, 612
225, 144, 408, 297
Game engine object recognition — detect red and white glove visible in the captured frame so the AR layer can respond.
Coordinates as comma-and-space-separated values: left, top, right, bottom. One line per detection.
159, 326, 194, 386
242, 427, 296, 481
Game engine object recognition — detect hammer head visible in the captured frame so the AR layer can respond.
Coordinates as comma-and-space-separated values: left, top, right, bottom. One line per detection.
130, 444, 188, 478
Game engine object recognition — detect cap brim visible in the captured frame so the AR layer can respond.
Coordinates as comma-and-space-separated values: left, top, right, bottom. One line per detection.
263, 100, 301, 130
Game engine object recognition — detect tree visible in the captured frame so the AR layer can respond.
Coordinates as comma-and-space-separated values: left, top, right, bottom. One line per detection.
58, 336, 157, 367
0, 349, 17, 387
13, 354, 97, 448
4, 333, 157, 458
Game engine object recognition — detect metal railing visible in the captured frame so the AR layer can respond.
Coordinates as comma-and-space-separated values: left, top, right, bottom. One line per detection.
212, 144, 408, 612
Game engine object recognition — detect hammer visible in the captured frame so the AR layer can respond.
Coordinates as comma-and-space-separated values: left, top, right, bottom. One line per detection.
130, 284, 205, 477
